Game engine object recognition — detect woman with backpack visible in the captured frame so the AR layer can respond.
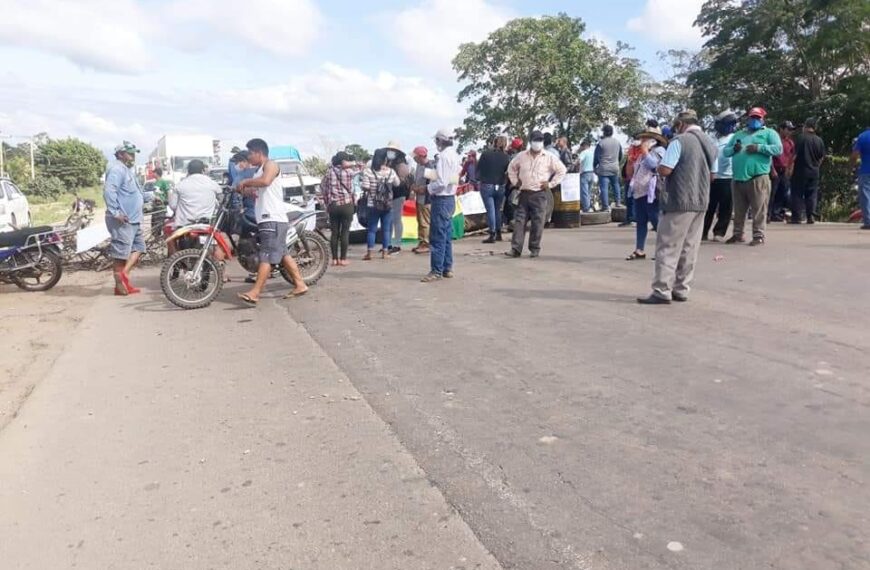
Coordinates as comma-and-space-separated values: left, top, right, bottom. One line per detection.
361, 148, 401, 260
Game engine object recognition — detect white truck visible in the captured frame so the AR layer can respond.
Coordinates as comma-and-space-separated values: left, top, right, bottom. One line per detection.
148, 135, 215, 185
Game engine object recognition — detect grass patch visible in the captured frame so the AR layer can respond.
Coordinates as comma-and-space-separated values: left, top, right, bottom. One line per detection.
30, 186, 103, 227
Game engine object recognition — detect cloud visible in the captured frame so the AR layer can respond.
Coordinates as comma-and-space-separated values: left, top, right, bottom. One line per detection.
167, 0, 322, 57
626, 0, 705, 48
391, 0, 515, 77
0, 0, 152, 74
221, 63, 462, 124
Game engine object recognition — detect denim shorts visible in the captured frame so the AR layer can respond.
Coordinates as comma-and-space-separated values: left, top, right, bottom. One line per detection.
258, 221, 289, 265
105, 215, 145, 260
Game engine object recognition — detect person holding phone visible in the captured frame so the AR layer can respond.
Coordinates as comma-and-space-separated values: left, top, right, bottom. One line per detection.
723, 107, 783, 246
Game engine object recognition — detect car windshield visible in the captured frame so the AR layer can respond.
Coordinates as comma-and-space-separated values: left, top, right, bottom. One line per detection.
171, 156, 210, 172
278, 162, 301, 176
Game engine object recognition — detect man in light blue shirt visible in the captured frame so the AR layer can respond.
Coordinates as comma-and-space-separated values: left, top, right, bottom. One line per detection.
703, 110, 737, 241
577, 140, 596, 212
103, 141, 145, 296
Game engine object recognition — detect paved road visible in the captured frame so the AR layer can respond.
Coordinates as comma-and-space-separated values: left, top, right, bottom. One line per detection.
2, 223, 868, 570
0, 281, 501, 569
283, 224, 870, 570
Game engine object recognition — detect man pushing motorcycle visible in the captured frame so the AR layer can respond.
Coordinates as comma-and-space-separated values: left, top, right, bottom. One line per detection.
235, 138, 308, 306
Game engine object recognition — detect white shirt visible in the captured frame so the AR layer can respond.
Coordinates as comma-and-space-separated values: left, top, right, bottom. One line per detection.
253, 164, 287, 224
169, 173, 221, 226
427, 145, 461, 197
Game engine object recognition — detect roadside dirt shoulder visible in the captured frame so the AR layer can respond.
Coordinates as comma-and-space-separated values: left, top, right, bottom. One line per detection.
0, 271, 107, 431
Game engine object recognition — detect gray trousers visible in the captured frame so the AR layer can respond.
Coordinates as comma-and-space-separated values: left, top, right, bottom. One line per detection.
391, 196, 405, 243
732, 175, 770, 240
651, 210, 705, 300
511, 190, 548, 254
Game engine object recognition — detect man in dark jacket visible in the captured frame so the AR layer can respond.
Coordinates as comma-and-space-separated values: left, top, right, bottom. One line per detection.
790, 118, 827, 224
638, 110, 717, 305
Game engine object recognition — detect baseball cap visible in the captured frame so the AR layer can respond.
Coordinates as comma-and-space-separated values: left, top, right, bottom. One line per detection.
530, 130, 545, 142
434, 128, 454, 142
676, 110, 698, 122
779, 120, 795, 130
412, 146, 428, 157
511, 137, 524, 150
114, 141, 140, 154
748, 107, 767, 119
716, 110, 738, 122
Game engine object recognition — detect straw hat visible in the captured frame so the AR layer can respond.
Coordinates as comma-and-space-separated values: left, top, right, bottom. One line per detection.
634, 126, 668, 147
385, 140, 403, 152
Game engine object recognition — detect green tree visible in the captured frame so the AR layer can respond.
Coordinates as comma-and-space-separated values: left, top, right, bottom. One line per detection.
38, 138, 106, 189
5, 156, 31, 185
303, 155, 328, 178
689, 0, 870, 152
343, 144, 372, 163
644, 49, 706, 125
453, 14, 648, 144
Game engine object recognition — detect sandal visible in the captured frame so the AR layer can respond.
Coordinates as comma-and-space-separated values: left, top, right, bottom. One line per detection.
237, 293, 258, 306
626, 251, 646, 260
283, 289, 308, 299
362, 252, 372, 261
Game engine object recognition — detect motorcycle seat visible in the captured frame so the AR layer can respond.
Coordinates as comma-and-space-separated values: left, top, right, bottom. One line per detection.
287, 211, 306, 224
0, 226, 54, 248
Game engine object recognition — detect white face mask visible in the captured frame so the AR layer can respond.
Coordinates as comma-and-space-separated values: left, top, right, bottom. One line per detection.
386, 151, 397, 160
530, 141, 544, 152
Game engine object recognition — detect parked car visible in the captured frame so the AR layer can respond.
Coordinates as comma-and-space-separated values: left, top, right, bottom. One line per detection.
0, 177, 31, 232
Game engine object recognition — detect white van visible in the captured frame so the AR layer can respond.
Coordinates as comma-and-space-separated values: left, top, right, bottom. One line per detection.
0, 177, 31, 231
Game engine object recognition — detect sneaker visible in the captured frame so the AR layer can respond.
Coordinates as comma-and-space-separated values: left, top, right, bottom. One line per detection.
806, 218, 816, 225
701, 235, 709, 242
529, 251, 540, 258
725, 236, 745, 244
421, 272, 443, 283
388, 246, 401, 254
504, 250, 521, 258
672, 293, 689, 303
711, 235, 723, 242
482, 235, 496, 244
443, 270, 455, 279
495, 232, 503, 242
861, 225, 870, 230
749, 237, 765, 246
637, 294, 671, 305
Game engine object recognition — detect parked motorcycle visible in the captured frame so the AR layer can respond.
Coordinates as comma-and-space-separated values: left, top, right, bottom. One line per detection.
159, 190, 330, 310
0, 226, 64, 291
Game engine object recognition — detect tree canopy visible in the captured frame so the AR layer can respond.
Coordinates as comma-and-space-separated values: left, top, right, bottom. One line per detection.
689, 0, 870, 152
343, 144, 372, 163
453, 14, 648, 145
38, 138, 106, 189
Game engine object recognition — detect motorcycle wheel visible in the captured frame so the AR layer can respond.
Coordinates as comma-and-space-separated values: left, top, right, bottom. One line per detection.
12, 250, 64, 292
160, 248, 224, 310
282, 230, 330, 286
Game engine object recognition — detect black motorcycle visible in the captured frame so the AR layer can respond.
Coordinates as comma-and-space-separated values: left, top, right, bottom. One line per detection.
0, 227, 64, 291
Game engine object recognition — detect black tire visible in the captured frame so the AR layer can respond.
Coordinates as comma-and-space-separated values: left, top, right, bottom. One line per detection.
610, 206, 627, 223
12, 250, 63, 292
580, 211, 612, 226
551, 210, 581, 229
160, 248, 224, 310
281, 230, 330, 286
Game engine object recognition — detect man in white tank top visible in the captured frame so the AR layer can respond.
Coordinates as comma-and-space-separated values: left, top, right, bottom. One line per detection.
235, 138, 308, 305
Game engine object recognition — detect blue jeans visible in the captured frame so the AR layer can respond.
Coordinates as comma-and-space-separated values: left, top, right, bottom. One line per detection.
598, 175, 621, 208
429, 195, 454, 275
634, 198, 659, 251
859, 174, 870, 227
625, 195, 635, 223
580, 172, 594, 212
480, 183, 506, 234
366, 207, 393, 251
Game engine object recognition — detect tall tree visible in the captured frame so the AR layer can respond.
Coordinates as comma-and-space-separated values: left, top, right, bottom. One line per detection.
689, 0, 870, 152
453, 14, 647, 144
38, 138, 106, 189
343, 144, 372, 163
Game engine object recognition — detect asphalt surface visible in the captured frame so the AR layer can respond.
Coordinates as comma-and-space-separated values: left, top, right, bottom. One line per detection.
2, 222, 868, 570
282, 223, 870, 570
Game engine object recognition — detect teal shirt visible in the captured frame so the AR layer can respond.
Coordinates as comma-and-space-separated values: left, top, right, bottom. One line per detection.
723, 127, 783, 182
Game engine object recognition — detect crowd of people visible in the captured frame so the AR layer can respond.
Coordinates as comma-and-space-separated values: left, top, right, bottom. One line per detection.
103, 112, 870, 303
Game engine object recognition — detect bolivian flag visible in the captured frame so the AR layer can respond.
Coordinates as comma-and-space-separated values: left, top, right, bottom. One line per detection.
400, 199, 465, 242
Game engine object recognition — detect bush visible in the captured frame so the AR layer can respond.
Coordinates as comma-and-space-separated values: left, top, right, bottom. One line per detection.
818, 156, 858, 222
22, 176, 67, 200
